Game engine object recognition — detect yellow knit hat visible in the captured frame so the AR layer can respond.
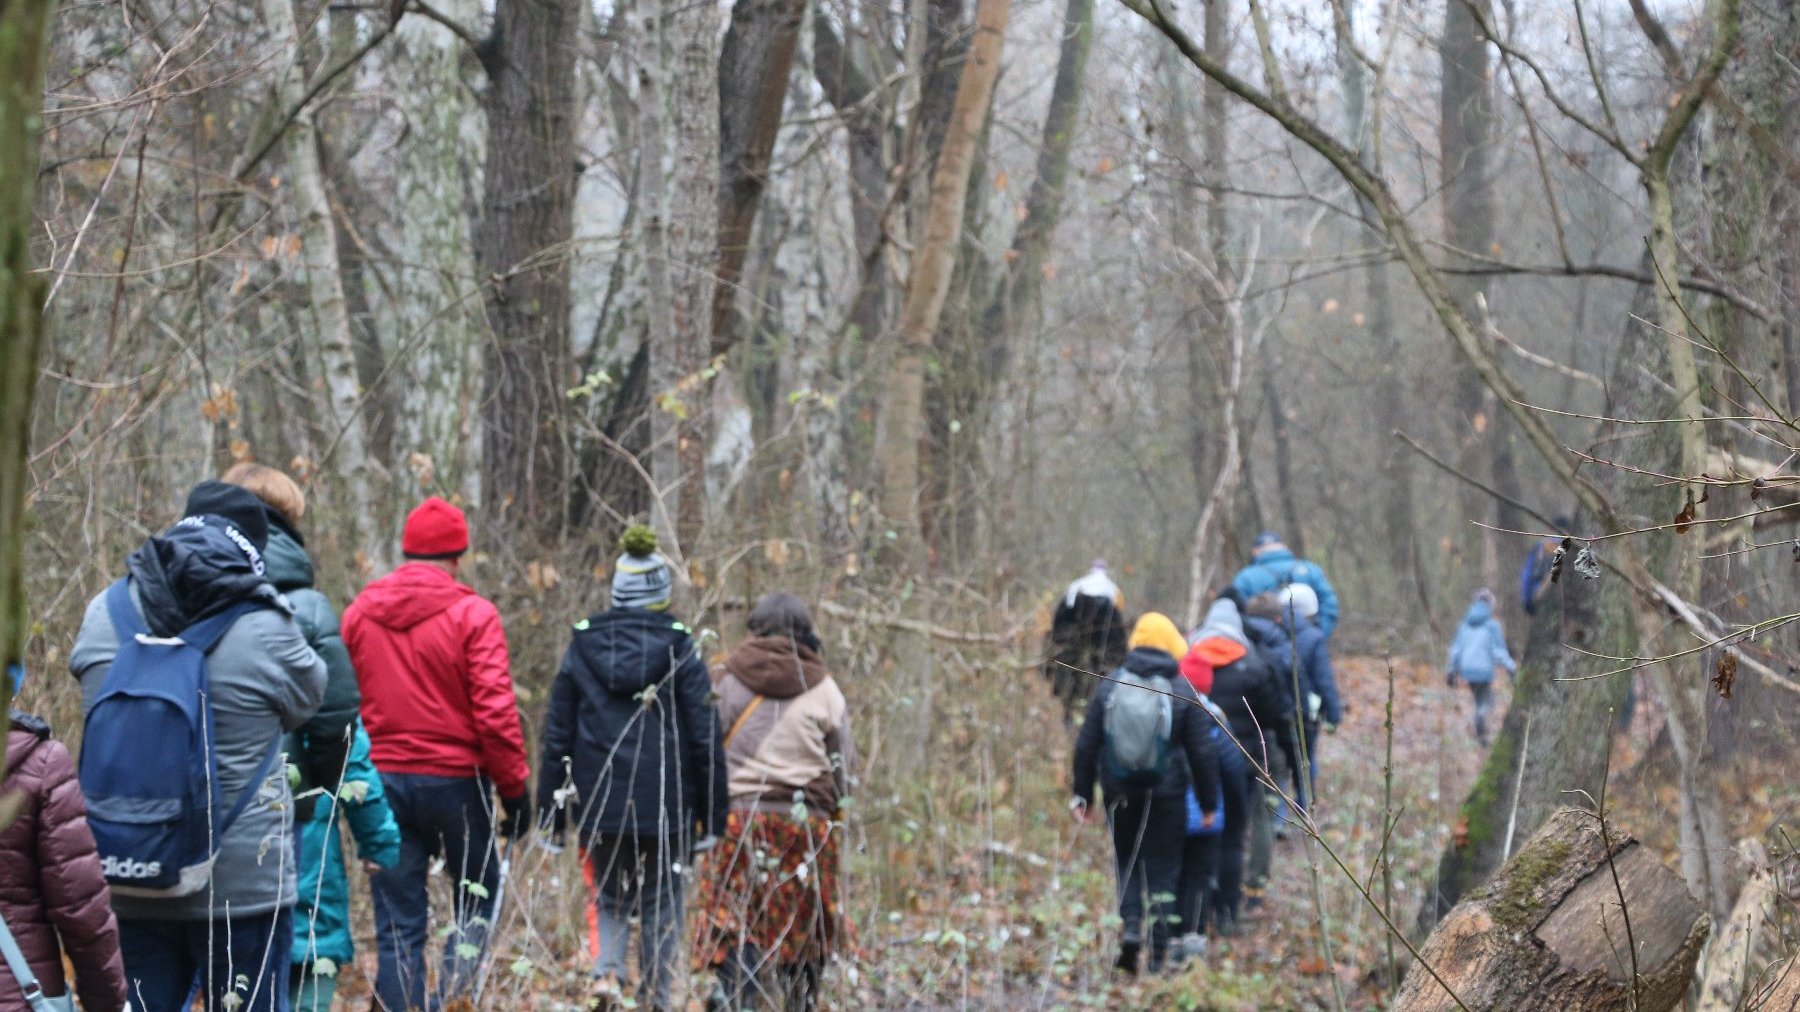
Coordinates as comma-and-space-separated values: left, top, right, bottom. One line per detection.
1128, 611, 1187, 659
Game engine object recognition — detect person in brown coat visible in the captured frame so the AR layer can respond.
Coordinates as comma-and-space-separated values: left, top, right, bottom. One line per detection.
0, 697, 130, 1012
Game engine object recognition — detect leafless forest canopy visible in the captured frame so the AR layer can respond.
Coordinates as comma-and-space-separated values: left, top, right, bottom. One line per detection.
7, 0, 1800, 1003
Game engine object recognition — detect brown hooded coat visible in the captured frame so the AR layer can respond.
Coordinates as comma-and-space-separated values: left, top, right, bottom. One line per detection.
712, 637, 855, 815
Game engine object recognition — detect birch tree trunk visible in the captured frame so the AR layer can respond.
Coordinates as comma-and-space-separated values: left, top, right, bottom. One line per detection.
0, 0, 51, 717
477, 0, 581, 549
393, 0, 486, 503
262, 0, 377, 531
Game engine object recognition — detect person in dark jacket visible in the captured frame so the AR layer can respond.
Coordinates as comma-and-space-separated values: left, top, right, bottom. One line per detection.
342, 497, 532, 1012
222, 463, 361, 823
1277, 584, 1339, 796
1044, 561, 1128, 724
1186, 597, 1298, 931
537, 526, 726, 1012
70, 481, 326, 1012
1071, 613, 1220, 975
0, 669, 130, 1012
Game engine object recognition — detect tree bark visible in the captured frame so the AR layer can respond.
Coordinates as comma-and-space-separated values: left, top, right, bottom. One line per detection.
262, 0, 378, 532
712, 0, 805, 356
873, 0, 1009, 566
477, 0, 582, 549
1398, 808, 1708, 1012
0, 0, 52, 716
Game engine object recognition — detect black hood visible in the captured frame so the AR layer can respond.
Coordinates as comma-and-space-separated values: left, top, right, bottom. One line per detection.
569, 607, 698, 696
1122, 646, 1181, 681
126, 516, 275, 636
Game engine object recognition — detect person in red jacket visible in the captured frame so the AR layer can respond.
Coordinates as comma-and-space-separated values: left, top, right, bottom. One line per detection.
342, 498, 531, 1012
1, 671, 130, 1012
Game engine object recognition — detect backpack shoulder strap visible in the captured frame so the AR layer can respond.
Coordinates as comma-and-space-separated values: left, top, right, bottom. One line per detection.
0, 906, 47, 1004
722, 695, 765, 749
104, 578, 144, 639
216, 738, 284, 837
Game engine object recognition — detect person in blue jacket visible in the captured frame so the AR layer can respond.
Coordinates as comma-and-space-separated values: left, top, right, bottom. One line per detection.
290, 722, 402, 1012
1445, 589, 1517, 746
1233, 532, 1340, 638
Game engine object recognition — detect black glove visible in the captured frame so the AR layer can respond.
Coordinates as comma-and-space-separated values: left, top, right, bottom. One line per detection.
1445, 671, 1459, 688
499, 793, 532, 840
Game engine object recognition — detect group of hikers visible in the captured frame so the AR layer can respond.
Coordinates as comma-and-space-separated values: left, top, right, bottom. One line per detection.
1, 466, 851, 1012
1048, 534, 1342, 973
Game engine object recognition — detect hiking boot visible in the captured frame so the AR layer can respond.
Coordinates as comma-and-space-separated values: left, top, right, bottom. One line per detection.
1215, 911, 1241, 938
1244, 885, 1266, 911
1179, 932, 1208, 961
588, 974, 625, 1012
1114, 939, 1142, 975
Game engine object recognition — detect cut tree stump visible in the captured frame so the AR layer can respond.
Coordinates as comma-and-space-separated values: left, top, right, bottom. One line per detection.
1395, 806, 1708, 1012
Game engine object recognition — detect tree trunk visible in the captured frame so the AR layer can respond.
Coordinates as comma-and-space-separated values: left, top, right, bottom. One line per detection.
393, 0, 486, 504
712, 0, 805, 356
1439, 0, 1509, 587
262, 0, 378, 533
0, 0, 51, 719
873, 0, 1009, 566
478, 0, 582, 550
1397, 808, 1708, 1012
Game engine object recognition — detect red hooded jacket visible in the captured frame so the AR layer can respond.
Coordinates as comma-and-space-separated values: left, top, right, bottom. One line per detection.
342, 564, 529, 798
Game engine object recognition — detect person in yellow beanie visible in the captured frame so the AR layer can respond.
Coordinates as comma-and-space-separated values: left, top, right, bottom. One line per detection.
1070, 611, 1221, 975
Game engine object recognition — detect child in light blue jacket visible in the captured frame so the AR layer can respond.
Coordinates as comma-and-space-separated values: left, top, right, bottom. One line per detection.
291, 721, 401, 1011
1445, 589, 1516, 746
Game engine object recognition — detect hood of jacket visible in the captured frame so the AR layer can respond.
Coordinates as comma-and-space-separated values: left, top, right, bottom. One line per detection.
1252, 546, 1297, 568
1463, 598, 1493, 627
263, 526, 315, 593
1121, 645, 1181, 682
1192, 599, 1250, 656
1241, 614, 1288, 649
353, 562, 475, 632
4, 711, 49, 773
569, 606, 696, 695
126, 517, 277, 636
723, 635, 829, 700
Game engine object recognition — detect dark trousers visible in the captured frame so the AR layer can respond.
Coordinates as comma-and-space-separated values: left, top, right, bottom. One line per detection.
119, 907, 293, 1012
587, 834, 686, 1009
1468, 681, 1495, 740
369, 773, 501, 1012
1177, 833, 1212, 936
1106, 793, 1185, 969
1205, 744, 1251, 927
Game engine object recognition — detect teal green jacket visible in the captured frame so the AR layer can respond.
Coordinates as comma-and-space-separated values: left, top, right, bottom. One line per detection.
292, 722, 400, 966
265, 524, 361, 807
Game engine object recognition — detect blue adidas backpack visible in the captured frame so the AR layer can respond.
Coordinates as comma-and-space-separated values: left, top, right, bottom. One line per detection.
79, 578, 278, 897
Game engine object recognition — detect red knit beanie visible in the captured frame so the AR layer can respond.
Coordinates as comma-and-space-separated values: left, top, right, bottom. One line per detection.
402, 497, 469, 557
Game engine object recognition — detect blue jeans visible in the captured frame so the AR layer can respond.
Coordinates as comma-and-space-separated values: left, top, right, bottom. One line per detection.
369, 773, 501, 1012
118, 907, 292, 1012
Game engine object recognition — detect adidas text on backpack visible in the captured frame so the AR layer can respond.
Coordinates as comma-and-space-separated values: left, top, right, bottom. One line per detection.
79, 578, 280, 898
1103, 667, 1173, 788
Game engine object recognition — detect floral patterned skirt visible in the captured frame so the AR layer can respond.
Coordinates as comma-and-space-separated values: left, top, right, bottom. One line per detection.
692, 808, 853, 968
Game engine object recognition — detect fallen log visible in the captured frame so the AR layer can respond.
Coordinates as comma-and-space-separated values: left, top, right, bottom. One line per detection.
1395, 807, 1708, 1012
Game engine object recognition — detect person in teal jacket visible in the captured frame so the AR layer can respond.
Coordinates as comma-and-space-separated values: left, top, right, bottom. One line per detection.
290, 722, 401, 1011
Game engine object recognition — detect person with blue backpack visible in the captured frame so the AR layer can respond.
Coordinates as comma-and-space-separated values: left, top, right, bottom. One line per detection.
1070, 612, 1220, 976
69, 481, 327, 1012
289, 722, 400, 1012
1445, 588, 1517, 746
1232, 532, 1340, 638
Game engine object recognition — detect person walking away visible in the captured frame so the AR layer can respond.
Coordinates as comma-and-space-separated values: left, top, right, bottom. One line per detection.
0, 665, 130, 1012
342, 498, 532, 1012
1044, 560, 1128, 725
221, 464, 361, 829
536, 526, 725, 1012
1187, 596, 1298, 930
289, 721, 400, 1011
1232, 532, 1340, 638
693, 593, 854, 1011
70, 481, 326, 1011
1445, 589, 1516, 746
1518, 518, 1570, 617
1276, 584, 1340, 806
1071, 613, 1220, 975
1169, 646, 1227, 966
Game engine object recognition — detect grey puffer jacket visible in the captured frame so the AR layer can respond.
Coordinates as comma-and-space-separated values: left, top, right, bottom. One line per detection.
69, 527, 326, 921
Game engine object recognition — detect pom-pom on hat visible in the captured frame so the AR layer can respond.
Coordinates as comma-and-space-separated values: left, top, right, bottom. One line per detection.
612, 524, 673, 612
402, 497, 469, 558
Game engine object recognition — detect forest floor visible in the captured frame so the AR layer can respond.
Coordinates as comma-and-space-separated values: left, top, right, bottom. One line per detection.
315, 652, 1500, 1010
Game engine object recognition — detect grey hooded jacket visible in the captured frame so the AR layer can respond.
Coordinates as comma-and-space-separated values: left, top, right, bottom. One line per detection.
69, 579, 325, 920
